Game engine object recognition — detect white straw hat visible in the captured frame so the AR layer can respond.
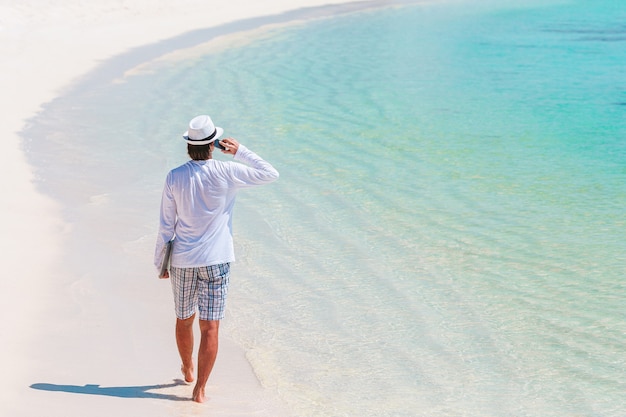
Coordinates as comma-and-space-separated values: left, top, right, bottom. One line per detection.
182, 115, 224, 145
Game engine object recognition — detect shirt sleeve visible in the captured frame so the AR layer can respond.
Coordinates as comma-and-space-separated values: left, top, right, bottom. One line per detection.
154, 172, 177, 269
230, 144, 280, 186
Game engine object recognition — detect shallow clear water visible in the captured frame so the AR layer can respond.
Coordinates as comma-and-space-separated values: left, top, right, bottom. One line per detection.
26, 0, 626, 416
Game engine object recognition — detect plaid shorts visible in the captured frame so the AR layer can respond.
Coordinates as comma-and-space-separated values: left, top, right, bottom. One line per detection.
170, 263, 230, 321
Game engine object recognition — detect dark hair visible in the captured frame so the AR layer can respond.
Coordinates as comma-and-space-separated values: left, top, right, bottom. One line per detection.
187, 144, 211, 160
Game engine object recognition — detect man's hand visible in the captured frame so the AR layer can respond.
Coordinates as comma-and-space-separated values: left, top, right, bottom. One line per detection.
159, 269, 170, 279
220, 137, 240, 155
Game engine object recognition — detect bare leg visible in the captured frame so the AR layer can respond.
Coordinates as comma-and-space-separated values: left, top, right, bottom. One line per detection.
176, 314, 196, 383
192, 319, 220, 403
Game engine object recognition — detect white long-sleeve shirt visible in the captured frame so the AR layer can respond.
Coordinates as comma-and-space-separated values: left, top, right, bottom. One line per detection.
154, 144, 279, 269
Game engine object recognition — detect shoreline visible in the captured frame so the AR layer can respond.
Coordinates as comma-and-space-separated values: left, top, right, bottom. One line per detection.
0, 1, 418, 415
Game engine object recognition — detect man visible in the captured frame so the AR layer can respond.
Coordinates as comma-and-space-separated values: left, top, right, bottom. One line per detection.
154, 114, 279, 403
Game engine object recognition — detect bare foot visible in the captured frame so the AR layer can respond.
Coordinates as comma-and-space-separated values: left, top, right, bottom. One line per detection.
181, 364, 194, 384
192, 384, 206, 403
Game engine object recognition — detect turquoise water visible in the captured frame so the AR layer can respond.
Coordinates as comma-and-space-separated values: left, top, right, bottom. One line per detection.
26, 0, 625, 416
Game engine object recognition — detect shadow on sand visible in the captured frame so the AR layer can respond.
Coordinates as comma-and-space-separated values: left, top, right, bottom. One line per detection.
30, 379, 190, 401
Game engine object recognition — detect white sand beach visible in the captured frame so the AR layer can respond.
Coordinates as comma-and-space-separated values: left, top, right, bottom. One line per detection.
0, 1, 365, 415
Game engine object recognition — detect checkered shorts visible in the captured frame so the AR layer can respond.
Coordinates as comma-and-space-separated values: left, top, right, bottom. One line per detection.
169, 264, 230, 321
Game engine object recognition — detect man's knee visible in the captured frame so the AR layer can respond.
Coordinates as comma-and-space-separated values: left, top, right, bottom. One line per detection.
198, 319, 220, 336
177, 314, 196, 328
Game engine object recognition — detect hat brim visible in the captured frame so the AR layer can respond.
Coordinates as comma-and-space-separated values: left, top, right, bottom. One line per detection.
182, 127, 224, 145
